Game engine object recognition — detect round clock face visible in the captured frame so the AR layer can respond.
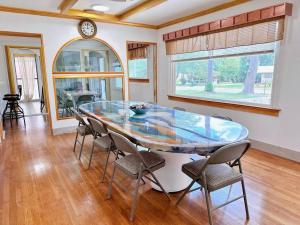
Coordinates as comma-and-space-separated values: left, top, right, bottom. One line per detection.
79, 20, 97, 38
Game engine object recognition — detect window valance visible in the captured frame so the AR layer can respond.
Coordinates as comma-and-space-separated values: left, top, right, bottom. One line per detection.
163, 3, 292, 55
127, 43, 149, 60
128, 47, 147, 60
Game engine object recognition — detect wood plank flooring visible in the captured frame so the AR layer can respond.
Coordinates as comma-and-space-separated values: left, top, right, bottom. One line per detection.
0, 116, 299, 225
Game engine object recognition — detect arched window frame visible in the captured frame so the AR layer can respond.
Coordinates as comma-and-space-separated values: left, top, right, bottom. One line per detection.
52, 37, 125, 120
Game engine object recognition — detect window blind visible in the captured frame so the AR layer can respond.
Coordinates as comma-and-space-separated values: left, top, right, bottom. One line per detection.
166, 19, 284, 55
128, 47, 147, 60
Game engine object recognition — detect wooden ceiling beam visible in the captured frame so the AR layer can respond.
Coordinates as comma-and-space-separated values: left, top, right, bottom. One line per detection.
158, 0, 250, 28
58, 0, 79, 14
118, 0, 167, 21
0, 5, 158, 29
0, 0, 251, 30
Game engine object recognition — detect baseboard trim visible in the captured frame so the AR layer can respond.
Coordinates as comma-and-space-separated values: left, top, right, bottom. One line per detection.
250, 139, 300, 163
53, 126, 77, 135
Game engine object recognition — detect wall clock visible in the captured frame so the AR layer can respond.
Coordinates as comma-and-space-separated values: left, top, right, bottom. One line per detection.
78, 19, 97, 39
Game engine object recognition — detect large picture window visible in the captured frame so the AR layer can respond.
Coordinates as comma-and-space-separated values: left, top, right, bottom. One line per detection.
170, 42, 278, 106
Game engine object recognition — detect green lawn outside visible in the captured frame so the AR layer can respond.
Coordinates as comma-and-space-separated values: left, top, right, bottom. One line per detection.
175, 83, 269, 101
176, 89, 261, 100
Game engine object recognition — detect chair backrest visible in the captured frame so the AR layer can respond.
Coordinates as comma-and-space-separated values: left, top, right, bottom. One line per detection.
87, 117, 108, 136
208, 140, 251, 165
109, 130, 138, 155
72, 109, 86, 125
18, 85, 22, 99
173, 107, 186, 111
212, 115, 233, 121
77, 95, 94, 104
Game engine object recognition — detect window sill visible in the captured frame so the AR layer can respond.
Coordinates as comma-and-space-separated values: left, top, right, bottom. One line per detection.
168, 95, 281, 117
128, 78, 150, 83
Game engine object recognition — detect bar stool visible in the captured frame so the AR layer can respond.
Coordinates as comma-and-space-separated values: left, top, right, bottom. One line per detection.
2, 94, 26, 127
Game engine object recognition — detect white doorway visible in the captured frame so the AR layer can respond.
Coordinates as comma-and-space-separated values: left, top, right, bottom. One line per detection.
6, 47, 46, 116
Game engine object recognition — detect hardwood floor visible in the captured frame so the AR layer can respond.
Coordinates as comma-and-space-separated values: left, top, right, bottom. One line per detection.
0, 117, 299, 225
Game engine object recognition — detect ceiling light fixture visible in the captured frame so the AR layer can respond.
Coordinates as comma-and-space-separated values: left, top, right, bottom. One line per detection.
109, 0, 135, 2
91, 4, 110, 12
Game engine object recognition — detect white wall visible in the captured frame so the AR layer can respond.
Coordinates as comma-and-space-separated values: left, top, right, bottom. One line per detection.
0, 36, 41, 111
0, 12, 157, 130
157, 0, 300, 154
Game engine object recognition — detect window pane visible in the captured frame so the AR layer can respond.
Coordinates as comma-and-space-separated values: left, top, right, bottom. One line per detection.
54, 39, 122, 73
55, 77, 123, 119
128, 59, 147, 78
174, 44, 276, 106
33, 79, 40, 100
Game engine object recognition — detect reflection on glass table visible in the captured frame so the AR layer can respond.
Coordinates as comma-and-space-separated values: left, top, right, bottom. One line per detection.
55, 77, 123, 119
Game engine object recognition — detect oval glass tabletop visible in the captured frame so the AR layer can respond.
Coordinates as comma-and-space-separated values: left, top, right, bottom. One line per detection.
80, 101, 249, 153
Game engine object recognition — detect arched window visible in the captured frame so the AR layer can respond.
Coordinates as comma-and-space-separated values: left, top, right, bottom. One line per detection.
53, 38, 124, 120
53, 38, 123, 73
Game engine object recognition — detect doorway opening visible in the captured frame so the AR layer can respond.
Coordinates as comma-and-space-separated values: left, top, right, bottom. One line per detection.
6, 47, 46, 117
14, 52, 45, 116
0, 32, 52, 135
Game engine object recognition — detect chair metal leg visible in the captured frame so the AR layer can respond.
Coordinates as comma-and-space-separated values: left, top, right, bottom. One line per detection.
204, 187, 213, 225
176, 180, 197, 205
107, 164, 117, 199
149, 171, 171, 201
202, 172, 213, 225
9, 106, 13, 127
78, 134, 86, 160
226, 184, 233, 202
88, 140, 95, 169
241, 179, 250, 219
73, 131, 79, 152
130, 167, 143, 221
100, 151, 111, 183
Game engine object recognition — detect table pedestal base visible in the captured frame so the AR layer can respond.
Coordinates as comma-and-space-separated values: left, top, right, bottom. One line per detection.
150, 150, 193, 193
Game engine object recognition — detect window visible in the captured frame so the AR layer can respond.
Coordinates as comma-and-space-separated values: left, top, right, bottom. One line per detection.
170, 42, 278, 106
53, 38, 124, 120
128, 59, 148, 79
55, 77, 123, 119
14, 55, 40, 101
54, 39, 122, 73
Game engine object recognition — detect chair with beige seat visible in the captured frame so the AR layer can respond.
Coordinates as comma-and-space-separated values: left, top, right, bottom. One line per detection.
87, 117, 116, 182
72, 109, 92, 159
176, 140, 251, 225
107, 130, 171, 221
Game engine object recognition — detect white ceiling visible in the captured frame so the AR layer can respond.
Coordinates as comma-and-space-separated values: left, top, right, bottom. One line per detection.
0, 0, 232, 25
0, 0, 62, 12
73, 0, 145, 15
124, 0, 232, 25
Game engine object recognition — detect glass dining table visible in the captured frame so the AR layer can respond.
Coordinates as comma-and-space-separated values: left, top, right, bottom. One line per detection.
80, 101, 249, 192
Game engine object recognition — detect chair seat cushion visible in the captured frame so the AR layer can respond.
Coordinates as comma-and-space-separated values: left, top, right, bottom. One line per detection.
204, 164, 242, 191
76, 125, 92, 136
94, 135, 112, 151
115, 151, 165, 177
182, 159, 208, 178
182, 160, 242, 191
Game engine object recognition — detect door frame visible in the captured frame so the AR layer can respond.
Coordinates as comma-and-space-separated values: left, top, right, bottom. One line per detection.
126, 41, 158, 103
1, 31, 53, 134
